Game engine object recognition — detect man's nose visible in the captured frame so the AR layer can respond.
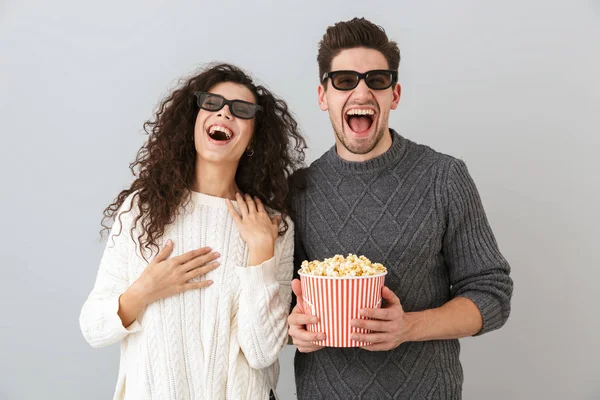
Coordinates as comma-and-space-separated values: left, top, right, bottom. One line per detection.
352, 78, 373, 100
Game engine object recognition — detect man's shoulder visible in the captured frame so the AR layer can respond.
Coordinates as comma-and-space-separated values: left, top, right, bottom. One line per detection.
397, 137, 480, 197
288, 167, 309, 192
399, 135, 460, 172
288, 150, 332, 191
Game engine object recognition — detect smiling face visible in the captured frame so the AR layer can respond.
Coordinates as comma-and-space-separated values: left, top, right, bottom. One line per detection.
318, 47, 401, 161
193, 81, 257, 165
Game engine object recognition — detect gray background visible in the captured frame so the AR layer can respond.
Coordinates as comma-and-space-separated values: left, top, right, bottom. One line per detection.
1, 0, 599, 399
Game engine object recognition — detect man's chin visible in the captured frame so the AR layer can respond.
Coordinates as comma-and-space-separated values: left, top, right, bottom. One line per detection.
338, 139, 377, 155
339, 130, 379, 155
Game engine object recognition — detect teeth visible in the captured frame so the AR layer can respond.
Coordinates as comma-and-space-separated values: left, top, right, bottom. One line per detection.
208, 125, 233, 139
346, 109, 375, 116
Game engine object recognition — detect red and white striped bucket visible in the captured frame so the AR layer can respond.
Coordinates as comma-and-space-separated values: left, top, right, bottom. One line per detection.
299, 272, 386, 347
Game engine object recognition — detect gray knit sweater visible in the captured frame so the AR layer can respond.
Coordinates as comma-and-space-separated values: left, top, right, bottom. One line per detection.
289, 130, 513, 400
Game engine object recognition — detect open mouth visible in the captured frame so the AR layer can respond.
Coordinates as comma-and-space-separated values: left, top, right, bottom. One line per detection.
206, 125, 234, 142
345, 108, 376, 135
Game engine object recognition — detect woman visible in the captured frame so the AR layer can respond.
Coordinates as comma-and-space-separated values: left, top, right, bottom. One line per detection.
80, 63, 306, 400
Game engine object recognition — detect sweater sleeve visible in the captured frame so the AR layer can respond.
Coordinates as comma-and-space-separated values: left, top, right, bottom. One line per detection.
443, 159, 513, 335
235, 217, 294, 369
290, 219, 307, 312
79, 195, 142, 348
288, 171, 308, 312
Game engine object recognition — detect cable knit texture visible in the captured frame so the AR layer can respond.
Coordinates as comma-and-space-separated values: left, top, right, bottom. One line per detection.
290, 130, 513, 400
80, 192, 294, 400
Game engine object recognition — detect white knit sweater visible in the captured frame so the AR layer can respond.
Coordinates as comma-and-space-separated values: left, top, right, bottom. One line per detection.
80, 192, 294, 400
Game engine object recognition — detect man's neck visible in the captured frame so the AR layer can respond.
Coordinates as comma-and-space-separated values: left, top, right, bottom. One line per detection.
335, 129, 393, 162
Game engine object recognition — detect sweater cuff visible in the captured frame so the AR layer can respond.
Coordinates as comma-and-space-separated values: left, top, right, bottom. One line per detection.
235, 256, 277, 287
459, 291, 506, 336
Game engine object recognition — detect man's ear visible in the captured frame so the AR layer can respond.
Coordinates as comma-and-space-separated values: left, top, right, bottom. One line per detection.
390, 83, 401, 110
318, 84, 328, 111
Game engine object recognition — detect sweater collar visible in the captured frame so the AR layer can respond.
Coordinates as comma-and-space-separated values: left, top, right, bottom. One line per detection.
189, 191, 237, 208
324, 129, 407, 173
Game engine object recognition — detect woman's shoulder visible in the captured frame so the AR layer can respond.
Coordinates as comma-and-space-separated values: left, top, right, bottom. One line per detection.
115, 191, 143, 217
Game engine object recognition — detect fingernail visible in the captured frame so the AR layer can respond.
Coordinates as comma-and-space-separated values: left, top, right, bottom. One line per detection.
214, 252, 220, 257
316, 334, 325, 340
351, 320, 358, 327
311, 317, 318, 323
166, 239, 172, 246
359, 310, 366, 316
351, 335, 358, 341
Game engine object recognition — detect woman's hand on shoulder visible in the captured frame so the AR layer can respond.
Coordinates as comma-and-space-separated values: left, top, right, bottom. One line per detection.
226, 193, 281, 252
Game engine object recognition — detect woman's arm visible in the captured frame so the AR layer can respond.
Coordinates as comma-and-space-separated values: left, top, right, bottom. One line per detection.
79, 198, 142, 348
226, 194, 295, 369
236, 223, 294, 369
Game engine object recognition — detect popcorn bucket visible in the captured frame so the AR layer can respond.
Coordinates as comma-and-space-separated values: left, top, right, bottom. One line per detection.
299, 272, 386, 347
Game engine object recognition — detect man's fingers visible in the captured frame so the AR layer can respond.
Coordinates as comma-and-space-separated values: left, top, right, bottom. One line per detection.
359, 307, 393, 320
290, 326, 325, 353
296, 343, 325, 353
351, 318, 389, 332
381, 286, 401, 307
351, 332, 388, 345
154, 239, 174, 262
288, 311, 317, 326
359, 343, 392, 352
291, 279, 303, 297
289, 325, 326, 343
172, 247, 212, 265
291, 330, 325, 344
287, 303, 326, 353
291, 279, 304, 310
298, 347, 323, 353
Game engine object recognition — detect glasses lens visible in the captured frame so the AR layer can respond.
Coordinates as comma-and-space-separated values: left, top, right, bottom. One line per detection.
231, 102, 256, 119
199, 93, 224, 111
366, 71, 393, 89
332, 72, 359, 90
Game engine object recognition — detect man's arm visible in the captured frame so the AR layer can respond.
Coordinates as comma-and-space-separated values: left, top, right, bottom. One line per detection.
409, 296, 483, 340
352, 159, 513, 350
351, 289, 482, 350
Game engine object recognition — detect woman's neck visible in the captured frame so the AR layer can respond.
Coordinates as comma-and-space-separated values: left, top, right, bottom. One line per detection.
192, 159, 239, 200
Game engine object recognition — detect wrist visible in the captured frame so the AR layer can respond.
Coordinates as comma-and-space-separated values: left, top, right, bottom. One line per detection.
247, 238, 275, 253
128, 280, 152, 308
403, 311, 427, 342
247, 245, 275, 266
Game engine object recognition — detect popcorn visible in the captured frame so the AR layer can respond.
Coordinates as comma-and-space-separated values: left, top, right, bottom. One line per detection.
299, 254, 387, 277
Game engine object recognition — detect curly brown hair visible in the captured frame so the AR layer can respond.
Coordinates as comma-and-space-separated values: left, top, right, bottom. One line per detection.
101, 63, 307, 257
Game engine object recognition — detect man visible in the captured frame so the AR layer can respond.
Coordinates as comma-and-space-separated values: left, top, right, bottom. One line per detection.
287, 17, 513, 400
